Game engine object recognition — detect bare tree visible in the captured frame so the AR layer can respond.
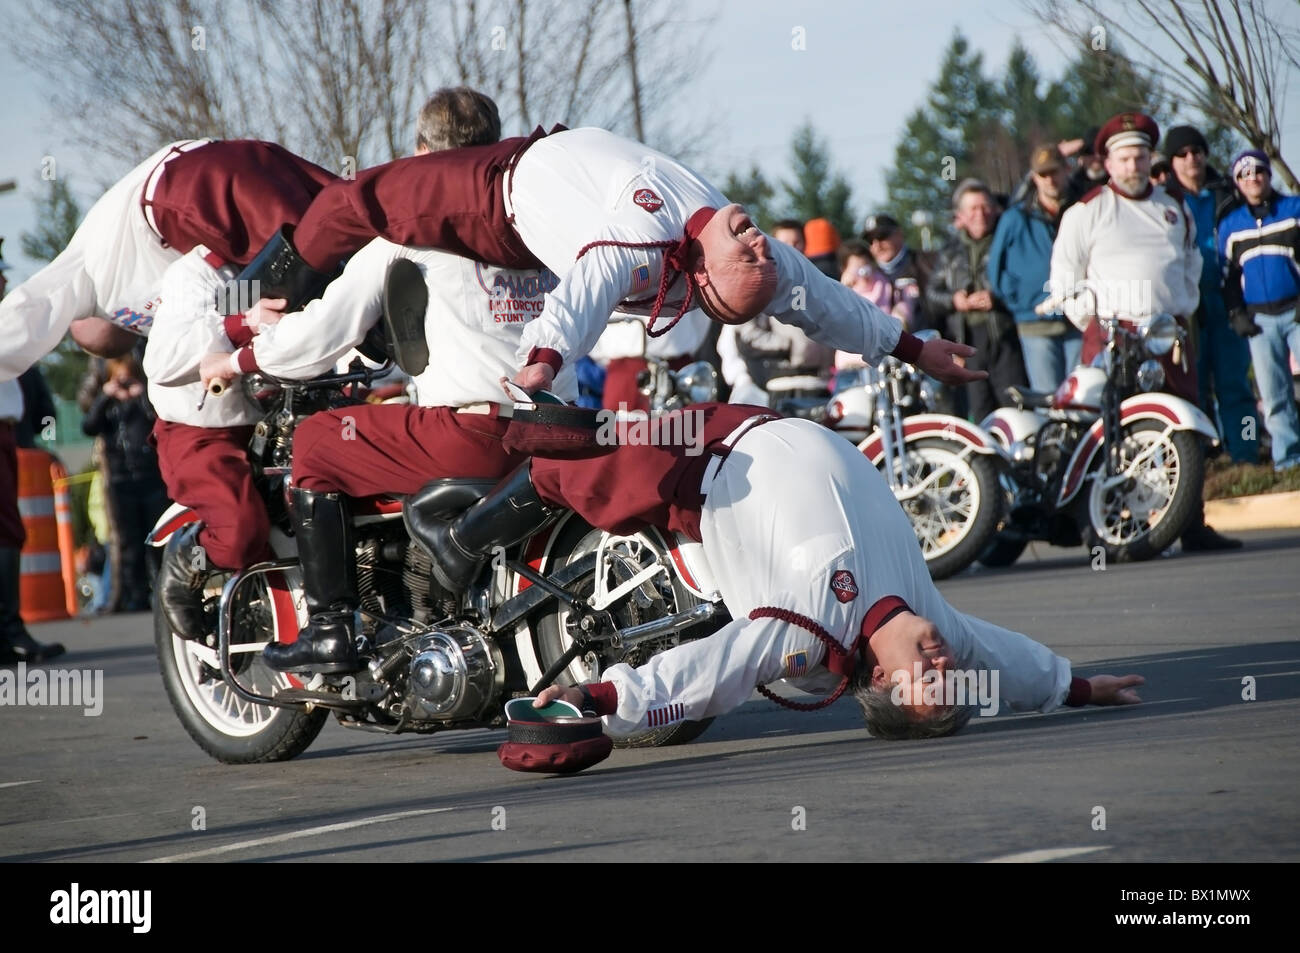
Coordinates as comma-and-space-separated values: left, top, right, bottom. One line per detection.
1026, 0, 1300, 189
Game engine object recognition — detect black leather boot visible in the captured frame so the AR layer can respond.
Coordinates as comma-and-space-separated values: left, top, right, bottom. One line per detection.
1181, 499, 1242, 552
263, 488, 360, 674
157, 522, 211, 640
418, 463, 555, 592
0, 546, 65, 664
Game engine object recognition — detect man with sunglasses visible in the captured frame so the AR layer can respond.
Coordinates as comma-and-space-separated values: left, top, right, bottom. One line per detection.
1164, 126, 1258, 465
1218, 150, 1300, 471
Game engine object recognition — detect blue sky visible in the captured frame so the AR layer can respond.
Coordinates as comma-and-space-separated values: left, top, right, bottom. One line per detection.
2, 0, 1298, 282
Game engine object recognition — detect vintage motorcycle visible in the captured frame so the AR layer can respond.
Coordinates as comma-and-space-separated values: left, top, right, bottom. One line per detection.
978, 312, 1217, 566
148, 360, 728, 764
822, 334, 1003, 580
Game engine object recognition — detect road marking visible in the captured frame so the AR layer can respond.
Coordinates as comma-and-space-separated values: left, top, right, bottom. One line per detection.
983, 846, 1111, 863
1214, 671, 1300, 680
0, 780, 40, 789
144, 808, 455, 863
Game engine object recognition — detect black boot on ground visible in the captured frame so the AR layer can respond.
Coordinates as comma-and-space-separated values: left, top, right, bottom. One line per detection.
263, 488, 360, 674
414, 463, 555, 593
157, 522, 211, 639
0, 546, 65, 664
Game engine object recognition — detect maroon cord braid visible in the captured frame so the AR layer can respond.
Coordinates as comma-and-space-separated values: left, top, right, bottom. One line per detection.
749, 606, 854, 712
572, 238, 696, 338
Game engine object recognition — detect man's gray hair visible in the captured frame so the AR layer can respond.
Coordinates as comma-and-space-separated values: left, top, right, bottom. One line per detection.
951, 177, 994, 211
416, 87, 502, 153
851, 671, 974, 740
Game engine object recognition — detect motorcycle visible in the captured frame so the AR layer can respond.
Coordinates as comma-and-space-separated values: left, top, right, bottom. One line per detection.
979, 311, 1218, 566
822, 333, 1003, 580
148, 360, 728, 764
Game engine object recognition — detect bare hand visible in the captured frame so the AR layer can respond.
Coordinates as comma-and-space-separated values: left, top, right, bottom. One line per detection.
968, 290, 994, 311
199, 352, 235, 392
1088, 674, 1145, 706
102, 379, 123, 400
952, 290, 971, 312
245, 297, 288, 334
512, 361, 556, 394
915, 338, 988, 386
534, 684, 585, 709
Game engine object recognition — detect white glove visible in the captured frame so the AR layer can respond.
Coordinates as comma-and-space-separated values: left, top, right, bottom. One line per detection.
729, 378, 770, 407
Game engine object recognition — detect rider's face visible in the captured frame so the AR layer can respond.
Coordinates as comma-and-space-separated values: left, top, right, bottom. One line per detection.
867, 612, 956, 721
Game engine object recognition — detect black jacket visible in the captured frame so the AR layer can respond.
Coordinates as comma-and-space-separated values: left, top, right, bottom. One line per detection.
81, 392, 163, 485
925, 231, 1013, 342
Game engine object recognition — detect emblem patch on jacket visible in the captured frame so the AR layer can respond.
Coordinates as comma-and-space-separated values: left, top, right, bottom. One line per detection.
633, 188, 663, 213
830, 569, 858, 603
783, 650, 809, 678
1164, 208, 1178, 225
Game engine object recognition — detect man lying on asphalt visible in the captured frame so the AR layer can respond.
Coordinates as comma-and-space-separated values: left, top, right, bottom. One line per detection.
417, 406, 1144, 740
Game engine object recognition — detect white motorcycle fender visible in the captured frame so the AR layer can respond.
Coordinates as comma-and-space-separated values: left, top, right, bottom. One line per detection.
1055, 393, 1218, 506
980, 408, 1042, 452
858, 413, 999, 464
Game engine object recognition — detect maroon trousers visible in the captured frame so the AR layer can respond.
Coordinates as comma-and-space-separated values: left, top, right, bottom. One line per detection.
291, 404, 525, 497
153, 421, 271, 569
0, 423, 24, 548
147, 140, 338, 266
530, 403, 772, 542
293, 129, 553, 274
1081, 317, 1198, 403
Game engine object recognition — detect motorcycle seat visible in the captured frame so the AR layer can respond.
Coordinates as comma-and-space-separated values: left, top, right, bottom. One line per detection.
1006, 386, 1055, 409
403, 478, 498, 522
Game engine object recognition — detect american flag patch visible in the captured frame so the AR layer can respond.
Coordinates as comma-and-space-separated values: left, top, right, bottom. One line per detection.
646, 702, 684, 727
783, 650, 809, 678
631, 263, 651, 295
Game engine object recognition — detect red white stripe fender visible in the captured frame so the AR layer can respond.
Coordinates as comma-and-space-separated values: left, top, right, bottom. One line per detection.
146, 503, 198, 547
1056, 393, 1219, 506
858, 414, 998, 465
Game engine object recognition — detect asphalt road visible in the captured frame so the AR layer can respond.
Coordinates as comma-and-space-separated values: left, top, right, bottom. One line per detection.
2, 530, 1297, 864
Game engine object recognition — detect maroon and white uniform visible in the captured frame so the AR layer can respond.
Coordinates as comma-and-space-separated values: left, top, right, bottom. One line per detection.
0, 140, 336, 381
536, 414, 1080, 738
289, 127, 924, 381
222, 237, 578, 498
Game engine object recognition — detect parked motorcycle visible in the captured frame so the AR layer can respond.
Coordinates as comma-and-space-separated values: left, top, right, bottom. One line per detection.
148, 361, 728, 763
979, 312, 1217, 566
823, 334, 1003, 579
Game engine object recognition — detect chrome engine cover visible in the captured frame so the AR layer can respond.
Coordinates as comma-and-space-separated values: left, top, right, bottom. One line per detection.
406, 623, 503, 722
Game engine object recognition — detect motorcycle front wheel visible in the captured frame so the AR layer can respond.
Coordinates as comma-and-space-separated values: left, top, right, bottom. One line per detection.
530, 517, 721, 748
1081, 419, 1204, 562
881, 438, 1002, 580
155, 574, 327, 764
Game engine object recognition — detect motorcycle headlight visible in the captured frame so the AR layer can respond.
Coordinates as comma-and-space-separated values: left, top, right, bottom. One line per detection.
1137, 359, 1166, 392
673, 361, 719, 404
1142, 313, 1179, 357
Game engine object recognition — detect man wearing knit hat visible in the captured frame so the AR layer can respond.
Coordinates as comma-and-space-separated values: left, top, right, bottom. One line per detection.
1048, 111, 1240, 551
1165, 125, 1258, 464
1218, 148, 1300, 471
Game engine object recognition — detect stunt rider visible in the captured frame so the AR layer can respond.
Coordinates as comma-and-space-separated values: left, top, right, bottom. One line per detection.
1, 139, 337, 380
1048, 112, 1239, 552
199, 90, 592, 675
512, 410, 1145, 743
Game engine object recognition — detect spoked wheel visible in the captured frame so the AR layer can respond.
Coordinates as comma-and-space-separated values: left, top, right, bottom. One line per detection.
155, 573, 327, 763
531, 517, 721, 748
1082, 420, 1203, 562
881, 439, 1002, 579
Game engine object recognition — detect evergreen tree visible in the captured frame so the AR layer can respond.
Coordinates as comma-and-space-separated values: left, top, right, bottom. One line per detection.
720, 164, 776, 230
780, 122, 856, 241
20, 177, 88, 400
884, 31, 998, 246
1052, 42, 1167, 143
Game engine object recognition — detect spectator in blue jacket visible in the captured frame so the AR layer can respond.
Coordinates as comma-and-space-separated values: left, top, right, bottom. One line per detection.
987, 145, 1082, 393
1218, 149, 1300, 471
1164, 126, 1258, 464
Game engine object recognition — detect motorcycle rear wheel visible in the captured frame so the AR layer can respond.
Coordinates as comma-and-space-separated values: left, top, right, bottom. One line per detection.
1081, 419, 1204, 562
881, 439, 1002, 580
531, 517, 720, 748
155, 575, 327, 764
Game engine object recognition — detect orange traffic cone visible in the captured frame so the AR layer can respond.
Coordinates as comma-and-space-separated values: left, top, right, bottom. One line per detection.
16, 448, 72, 622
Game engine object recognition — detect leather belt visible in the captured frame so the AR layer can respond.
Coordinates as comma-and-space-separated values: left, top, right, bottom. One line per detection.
455, 402, 511, 417
700, 414, 780, 495
140, 139, 212, 242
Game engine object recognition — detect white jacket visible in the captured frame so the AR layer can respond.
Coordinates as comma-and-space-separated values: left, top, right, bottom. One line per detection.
600, 418, 1073, 737
510, 128, 907, 372
1050, 182, 1201, 328
0, 141, 205, 381
142, 247, 261, 428
238, 238, 577, 406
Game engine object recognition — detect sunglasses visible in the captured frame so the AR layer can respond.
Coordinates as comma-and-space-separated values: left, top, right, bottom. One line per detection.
1237, 168, 1270, 180
1174, 147, 1205, 158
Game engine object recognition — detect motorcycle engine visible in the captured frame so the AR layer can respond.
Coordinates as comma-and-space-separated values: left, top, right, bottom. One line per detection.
404, 623, 503, 723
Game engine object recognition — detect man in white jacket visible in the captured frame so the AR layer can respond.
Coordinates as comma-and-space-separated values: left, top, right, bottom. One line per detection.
524, 413, 1143, 741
